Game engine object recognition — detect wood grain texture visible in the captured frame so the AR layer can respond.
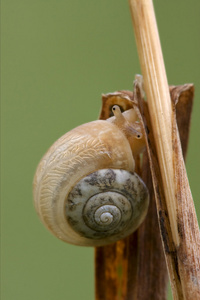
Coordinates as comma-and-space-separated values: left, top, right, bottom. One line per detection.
135, 81, 200, 299
95, 82, 196, 299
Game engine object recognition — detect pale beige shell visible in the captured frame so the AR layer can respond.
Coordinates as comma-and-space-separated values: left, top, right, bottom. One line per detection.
33, 108, 149, 246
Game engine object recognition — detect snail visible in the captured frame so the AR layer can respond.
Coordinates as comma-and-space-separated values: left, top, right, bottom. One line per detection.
33, 105, 149, 246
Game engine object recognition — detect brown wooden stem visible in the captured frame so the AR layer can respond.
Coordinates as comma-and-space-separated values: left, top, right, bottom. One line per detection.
95, 82, 195, 300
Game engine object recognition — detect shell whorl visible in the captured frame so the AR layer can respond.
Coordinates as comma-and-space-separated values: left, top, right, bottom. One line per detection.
33, 120, 137, 246
66, 169, 149, 245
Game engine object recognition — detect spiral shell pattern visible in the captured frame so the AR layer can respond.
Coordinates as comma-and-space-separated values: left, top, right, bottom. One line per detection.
66, 169, 149, 244
33, 119, 149, 246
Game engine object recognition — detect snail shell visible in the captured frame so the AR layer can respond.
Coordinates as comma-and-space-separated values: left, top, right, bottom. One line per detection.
33, 108, 149, 246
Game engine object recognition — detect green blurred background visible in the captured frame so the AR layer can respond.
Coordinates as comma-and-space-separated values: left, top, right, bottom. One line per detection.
1, 1, 200, 299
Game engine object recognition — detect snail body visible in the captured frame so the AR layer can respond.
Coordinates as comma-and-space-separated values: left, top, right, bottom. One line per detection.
33, 107, 149, 246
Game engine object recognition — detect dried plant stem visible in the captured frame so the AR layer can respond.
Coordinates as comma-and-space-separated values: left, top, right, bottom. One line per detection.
129, 0, 200, 299
129, 0, 178, 247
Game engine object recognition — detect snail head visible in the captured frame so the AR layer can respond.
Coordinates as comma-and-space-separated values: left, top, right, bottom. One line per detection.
110, 105, 145, 156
